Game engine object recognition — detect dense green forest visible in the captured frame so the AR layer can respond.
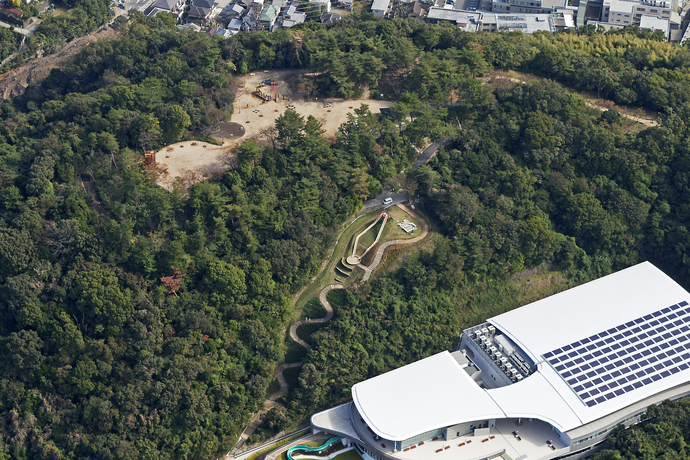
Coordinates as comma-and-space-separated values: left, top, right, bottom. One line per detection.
592, 399, 690, 459
0, 27, 21, 64
3, 10, 690, 460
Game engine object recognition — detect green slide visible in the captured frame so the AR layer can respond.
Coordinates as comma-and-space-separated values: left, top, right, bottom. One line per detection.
287, 436, 342, 460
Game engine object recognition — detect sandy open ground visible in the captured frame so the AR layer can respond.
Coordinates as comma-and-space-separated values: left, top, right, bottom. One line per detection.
154, 140, 230, 190
154, 69, 393, 189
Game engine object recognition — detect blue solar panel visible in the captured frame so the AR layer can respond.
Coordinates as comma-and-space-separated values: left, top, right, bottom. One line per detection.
543, 300, 690, 407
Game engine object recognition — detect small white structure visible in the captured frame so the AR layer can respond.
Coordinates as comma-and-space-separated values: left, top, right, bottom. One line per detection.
426, 7, 482, 30
371, 0, 390, 17
397, 220, 417, 234
309, 0, 331, 12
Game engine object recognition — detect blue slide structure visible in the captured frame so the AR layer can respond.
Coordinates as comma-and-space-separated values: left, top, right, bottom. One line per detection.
287, 436, 342, 460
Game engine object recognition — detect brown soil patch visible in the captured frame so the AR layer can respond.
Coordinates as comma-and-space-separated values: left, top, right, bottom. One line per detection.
230, 69, 393, 144
153, 140, 231, 190
0, 27, 118, 100
155, 69, 394, 190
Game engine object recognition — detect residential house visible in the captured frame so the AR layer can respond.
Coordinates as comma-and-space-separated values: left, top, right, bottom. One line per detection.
279, 3, 307, 26
187, 5, 214, 24
145, 0, 186, 19
257, 3, 279, 29
213, 27, 234, 36
227, 17, 244, 30
218, 2, 246, 24
0, 4, 24, 26
243, 1, 264, 28
177, 22, 202, 30
320, 10, 341, 22
371, 0, 390, 17
406, 1, 425, 17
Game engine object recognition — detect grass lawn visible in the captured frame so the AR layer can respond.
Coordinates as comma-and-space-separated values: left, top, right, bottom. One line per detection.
381, 206, 420, 242
489, 70, 658, 129
458, 268, 578, 329
356, 217, 384, 254
332, 450, 362, 460
301, 297, 327, 320
293, 210, 382, 314
326, 287, 348, 307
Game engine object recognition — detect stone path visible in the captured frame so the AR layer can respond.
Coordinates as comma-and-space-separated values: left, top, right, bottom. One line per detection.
288, 285, 339, 351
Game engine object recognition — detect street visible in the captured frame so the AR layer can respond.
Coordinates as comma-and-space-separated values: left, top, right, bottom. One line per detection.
0, 17, 41, 35
360, 191, 407, 214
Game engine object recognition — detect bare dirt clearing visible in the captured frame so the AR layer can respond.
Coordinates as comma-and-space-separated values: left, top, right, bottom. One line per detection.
154, 141, 230, 190
231, 69, 393, 143
0, 28, 118, 100
156, 69, 394, 189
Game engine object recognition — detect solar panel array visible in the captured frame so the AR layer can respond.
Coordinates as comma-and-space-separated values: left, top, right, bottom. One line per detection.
542, 301, 690, 407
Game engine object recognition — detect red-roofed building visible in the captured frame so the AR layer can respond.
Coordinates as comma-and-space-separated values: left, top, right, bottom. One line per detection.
0, 4, 24, 26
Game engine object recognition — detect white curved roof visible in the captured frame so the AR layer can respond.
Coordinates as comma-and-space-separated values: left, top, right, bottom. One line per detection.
352, 262, 690, 440
352, 351, 504, 441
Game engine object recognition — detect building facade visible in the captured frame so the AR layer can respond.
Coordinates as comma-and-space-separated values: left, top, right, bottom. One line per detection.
311, 262, 690, 460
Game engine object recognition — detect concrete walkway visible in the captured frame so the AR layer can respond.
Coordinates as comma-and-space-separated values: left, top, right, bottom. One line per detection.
232, 206, 429, 456
233, 285, 340, 453
288, 285, 338, 352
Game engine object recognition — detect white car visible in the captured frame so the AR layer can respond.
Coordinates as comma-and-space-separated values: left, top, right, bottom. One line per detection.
383, 197, 393, 205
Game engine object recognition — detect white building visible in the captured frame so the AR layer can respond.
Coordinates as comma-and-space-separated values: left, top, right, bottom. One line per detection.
426, 7, 482, 29
483, 12, 556, 31
601, 0, 676, 25
309, 0, 331, 12
312, 262, 690, 460
639, 14, 670, 37
371, 0, 390, 17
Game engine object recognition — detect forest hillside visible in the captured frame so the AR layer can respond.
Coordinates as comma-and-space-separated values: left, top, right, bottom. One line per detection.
1, 12, 690, 460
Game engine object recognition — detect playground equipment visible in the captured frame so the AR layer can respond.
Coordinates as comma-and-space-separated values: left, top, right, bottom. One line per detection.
143, 150, 156, 166
253, 79, 280, 102
346, 211, 389, 266
252, 89, 273, 102
287, 436, 342, 460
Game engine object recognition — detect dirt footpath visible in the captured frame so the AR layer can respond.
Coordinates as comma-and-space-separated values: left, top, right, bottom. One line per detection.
0, 28, 118, 100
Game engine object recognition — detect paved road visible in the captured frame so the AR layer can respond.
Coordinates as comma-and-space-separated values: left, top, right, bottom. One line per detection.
0, 18, 40, 36
289, 284, 338, 352
360, 191, 406, 214
411, 141, 441, 169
